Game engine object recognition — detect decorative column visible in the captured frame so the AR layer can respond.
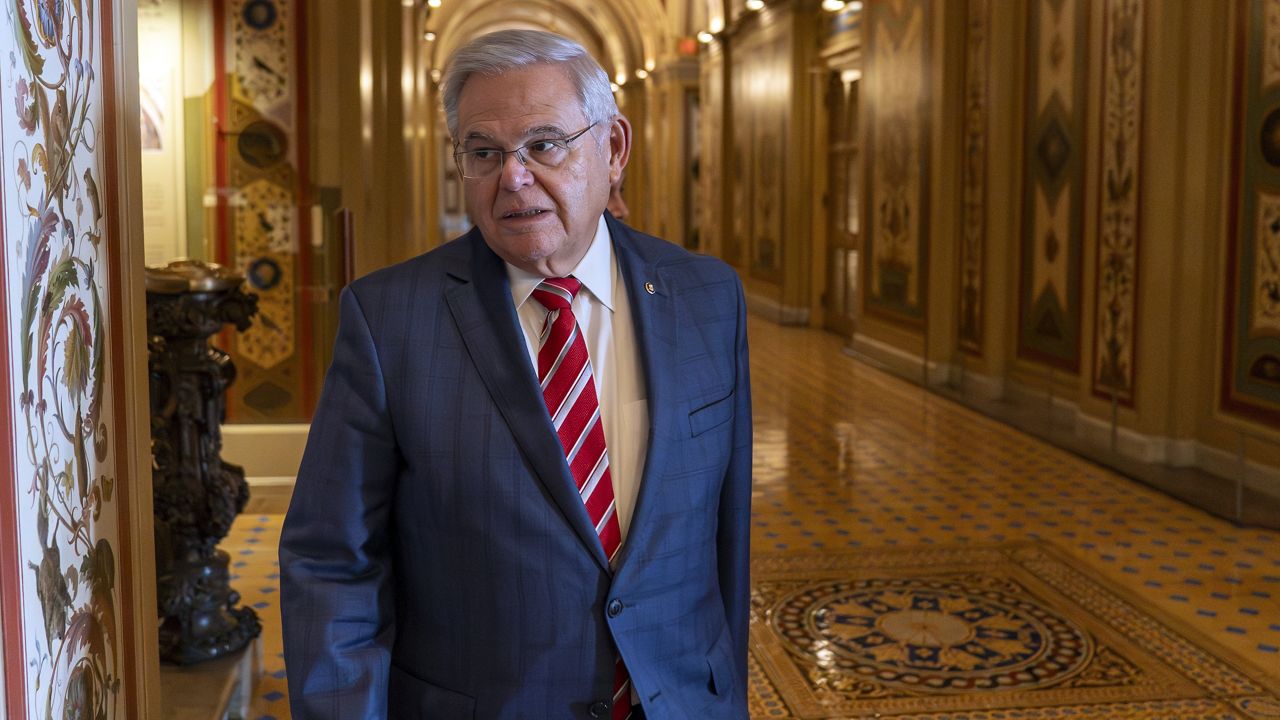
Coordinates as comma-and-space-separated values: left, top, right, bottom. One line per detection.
146, 260, 262, 665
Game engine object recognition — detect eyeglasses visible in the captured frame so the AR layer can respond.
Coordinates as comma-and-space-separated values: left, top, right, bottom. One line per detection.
453, 122, 598, 179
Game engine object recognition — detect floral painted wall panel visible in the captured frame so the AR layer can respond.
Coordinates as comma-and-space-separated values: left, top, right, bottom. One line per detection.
1223, 0, 1280, 425
220, 0, 314, 422
2, 1, 129, 716
1018, 0, 1088, 372
1092, 0, 1144, 405
959, 0, 989, 355
863, 0, 931, 324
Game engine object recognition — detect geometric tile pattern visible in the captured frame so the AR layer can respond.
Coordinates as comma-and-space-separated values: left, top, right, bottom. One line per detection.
224, 316, 1280, 719
223, 515, 288, 720
745, 317, 1280, 718
751, 544, 1278, 718
222, 0, 314, 422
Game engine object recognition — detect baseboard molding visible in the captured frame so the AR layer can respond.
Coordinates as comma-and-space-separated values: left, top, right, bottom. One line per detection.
843, 338, 1280, 525
745, 291, 810, 326
849, 334, 966, 390
244, 476, 295, 515
1005, 383, 1280, 495
952, 366, 1006, 402
1178, 438, 1280, 491
160, 636, 261, 720
222, 423, 309, 478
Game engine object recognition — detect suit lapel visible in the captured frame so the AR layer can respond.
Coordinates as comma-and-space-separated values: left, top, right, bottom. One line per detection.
444, 230, 610, 571
607, 217, 679, 573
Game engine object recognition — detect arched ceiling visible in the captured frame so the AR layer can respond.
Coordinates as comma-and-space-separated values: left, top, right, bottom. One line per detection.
422, 0, 673, 87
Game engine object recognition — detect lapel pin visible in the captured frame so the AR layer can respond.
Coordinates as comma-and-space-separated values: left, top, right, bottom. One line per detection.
644, 281, 655, 295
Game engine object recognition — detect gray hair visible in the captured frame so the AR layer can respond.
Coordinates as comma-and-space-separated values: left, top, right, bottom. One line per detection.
441, 29, 618, 139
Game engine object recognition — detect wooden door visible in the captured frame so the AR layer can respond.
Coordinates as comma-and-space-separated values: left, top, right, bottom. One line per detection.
824, 70, 861, 336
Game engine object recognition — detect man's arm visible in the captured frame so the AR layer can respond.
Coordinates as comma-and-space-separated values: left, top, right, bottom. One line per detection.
280, 287, 398, 719
716, 277, 753, 694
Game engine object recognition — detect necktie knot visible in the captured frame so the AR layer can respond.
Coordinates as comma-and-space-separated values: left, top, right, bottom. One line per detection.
532, 277, 581, 313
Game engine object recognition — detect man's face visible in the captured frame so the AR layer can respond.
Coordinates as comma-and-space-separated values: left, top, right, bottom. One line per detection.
455, 63, 630, 277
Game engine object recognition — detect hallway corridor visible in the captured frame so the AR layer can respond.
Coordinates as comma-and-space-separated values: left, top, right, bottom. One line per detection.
226, 316, 1280, 719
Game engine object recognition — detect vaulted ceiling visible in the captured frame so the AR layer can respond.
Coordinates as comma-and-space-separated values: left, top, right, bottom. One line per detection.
420, 0, 705, 85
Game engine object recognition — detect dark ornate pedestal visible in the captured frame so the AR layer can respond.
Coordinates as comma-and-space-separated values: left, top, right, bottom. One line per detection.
146, 260, 262, 665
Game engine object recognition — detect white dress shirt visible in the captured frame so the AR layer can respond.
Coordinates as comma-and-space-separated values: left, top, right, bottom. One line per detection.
506, 215, 649, 544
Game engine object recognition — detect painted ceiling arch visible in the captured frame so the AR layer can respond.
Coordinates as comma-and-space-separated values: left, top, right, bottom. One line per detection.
425, 0, 670, 86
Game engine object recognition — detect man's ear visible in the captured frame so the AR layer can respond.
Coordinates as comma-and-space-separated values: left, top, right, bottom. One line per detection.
607, 114, 633, 185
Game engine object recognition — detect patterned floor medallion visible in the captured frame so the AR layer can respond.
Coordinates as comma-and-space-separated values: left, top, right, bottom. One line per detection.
751, 543, 1280, 718
775, 576, 1093, 693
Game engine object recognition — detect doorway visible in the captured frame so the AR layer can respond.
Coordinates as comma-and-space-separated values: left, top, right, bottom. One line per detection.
823, 68, 860, 337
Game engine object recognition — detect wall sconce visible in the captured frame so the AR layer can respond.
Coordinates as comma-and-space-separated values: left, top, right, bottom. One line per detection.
745, 0, 764, 10
696, 31, 714, 43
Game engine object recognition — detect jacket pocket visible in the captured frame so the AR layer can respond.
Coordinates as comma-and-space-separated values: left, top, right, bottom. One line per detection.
388, 664, 476, 719
705, 624, 736, 697
689, 392, 734, 437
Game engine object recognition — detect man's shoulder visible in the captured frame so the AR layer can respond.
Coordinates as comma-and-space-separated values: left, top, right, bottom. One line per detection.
611, 220, 738, 283
347, 232, 475, 299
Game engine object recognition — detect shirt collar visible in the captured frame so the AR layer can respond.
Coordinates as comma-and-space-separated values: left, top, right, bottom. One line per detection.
506, 214, 614, 311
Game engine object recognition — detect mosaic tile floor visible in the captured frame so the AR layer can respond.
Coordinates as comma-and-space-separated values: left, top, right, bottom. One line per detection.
223, 515, 289, 720
221, 316, 1280, 719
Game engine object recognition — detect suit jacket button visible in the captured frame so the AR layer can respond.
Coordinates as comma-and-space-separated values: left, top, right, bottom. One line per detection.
607, 598, 624, 618
589, 700, 611, 717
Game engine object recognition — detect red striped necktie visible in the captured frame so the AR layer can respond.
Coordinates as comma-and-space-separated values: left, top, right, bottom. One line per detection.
531, 277, 632, 720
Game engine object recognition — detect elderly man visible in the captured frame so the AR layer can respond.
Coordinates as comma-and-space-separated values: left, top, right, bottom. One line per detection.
280, 29, 751, 719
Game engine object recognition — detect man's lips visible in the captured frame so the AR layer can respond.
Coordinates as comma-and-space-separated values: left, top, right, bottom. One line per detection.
500, 208, 551, 219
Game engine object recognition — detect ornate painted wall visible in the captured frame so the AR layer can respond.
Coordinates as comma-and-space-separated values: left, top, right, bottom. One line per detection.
863, 0, 931, 324
1224, 0, 1280, 425
1, 1, 140, 716
959, 0, 988, 355
1092, 0, 1145, 404
1018, 0, 1088, 371
218, 0, 314, 422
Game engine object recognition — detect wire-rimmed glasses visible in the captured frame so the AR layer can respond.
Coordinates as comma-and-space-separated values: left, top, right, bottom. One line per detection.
453, 122, 598, 179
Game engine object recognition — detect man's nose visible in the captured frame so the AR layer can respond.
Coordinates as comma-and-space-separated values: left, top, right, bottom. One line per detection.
499, 150, 535, 191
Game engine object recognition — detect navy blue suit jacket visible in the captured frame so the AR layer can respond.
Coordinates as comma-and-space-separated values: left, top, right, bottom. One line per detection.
280, 215, 752, 718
